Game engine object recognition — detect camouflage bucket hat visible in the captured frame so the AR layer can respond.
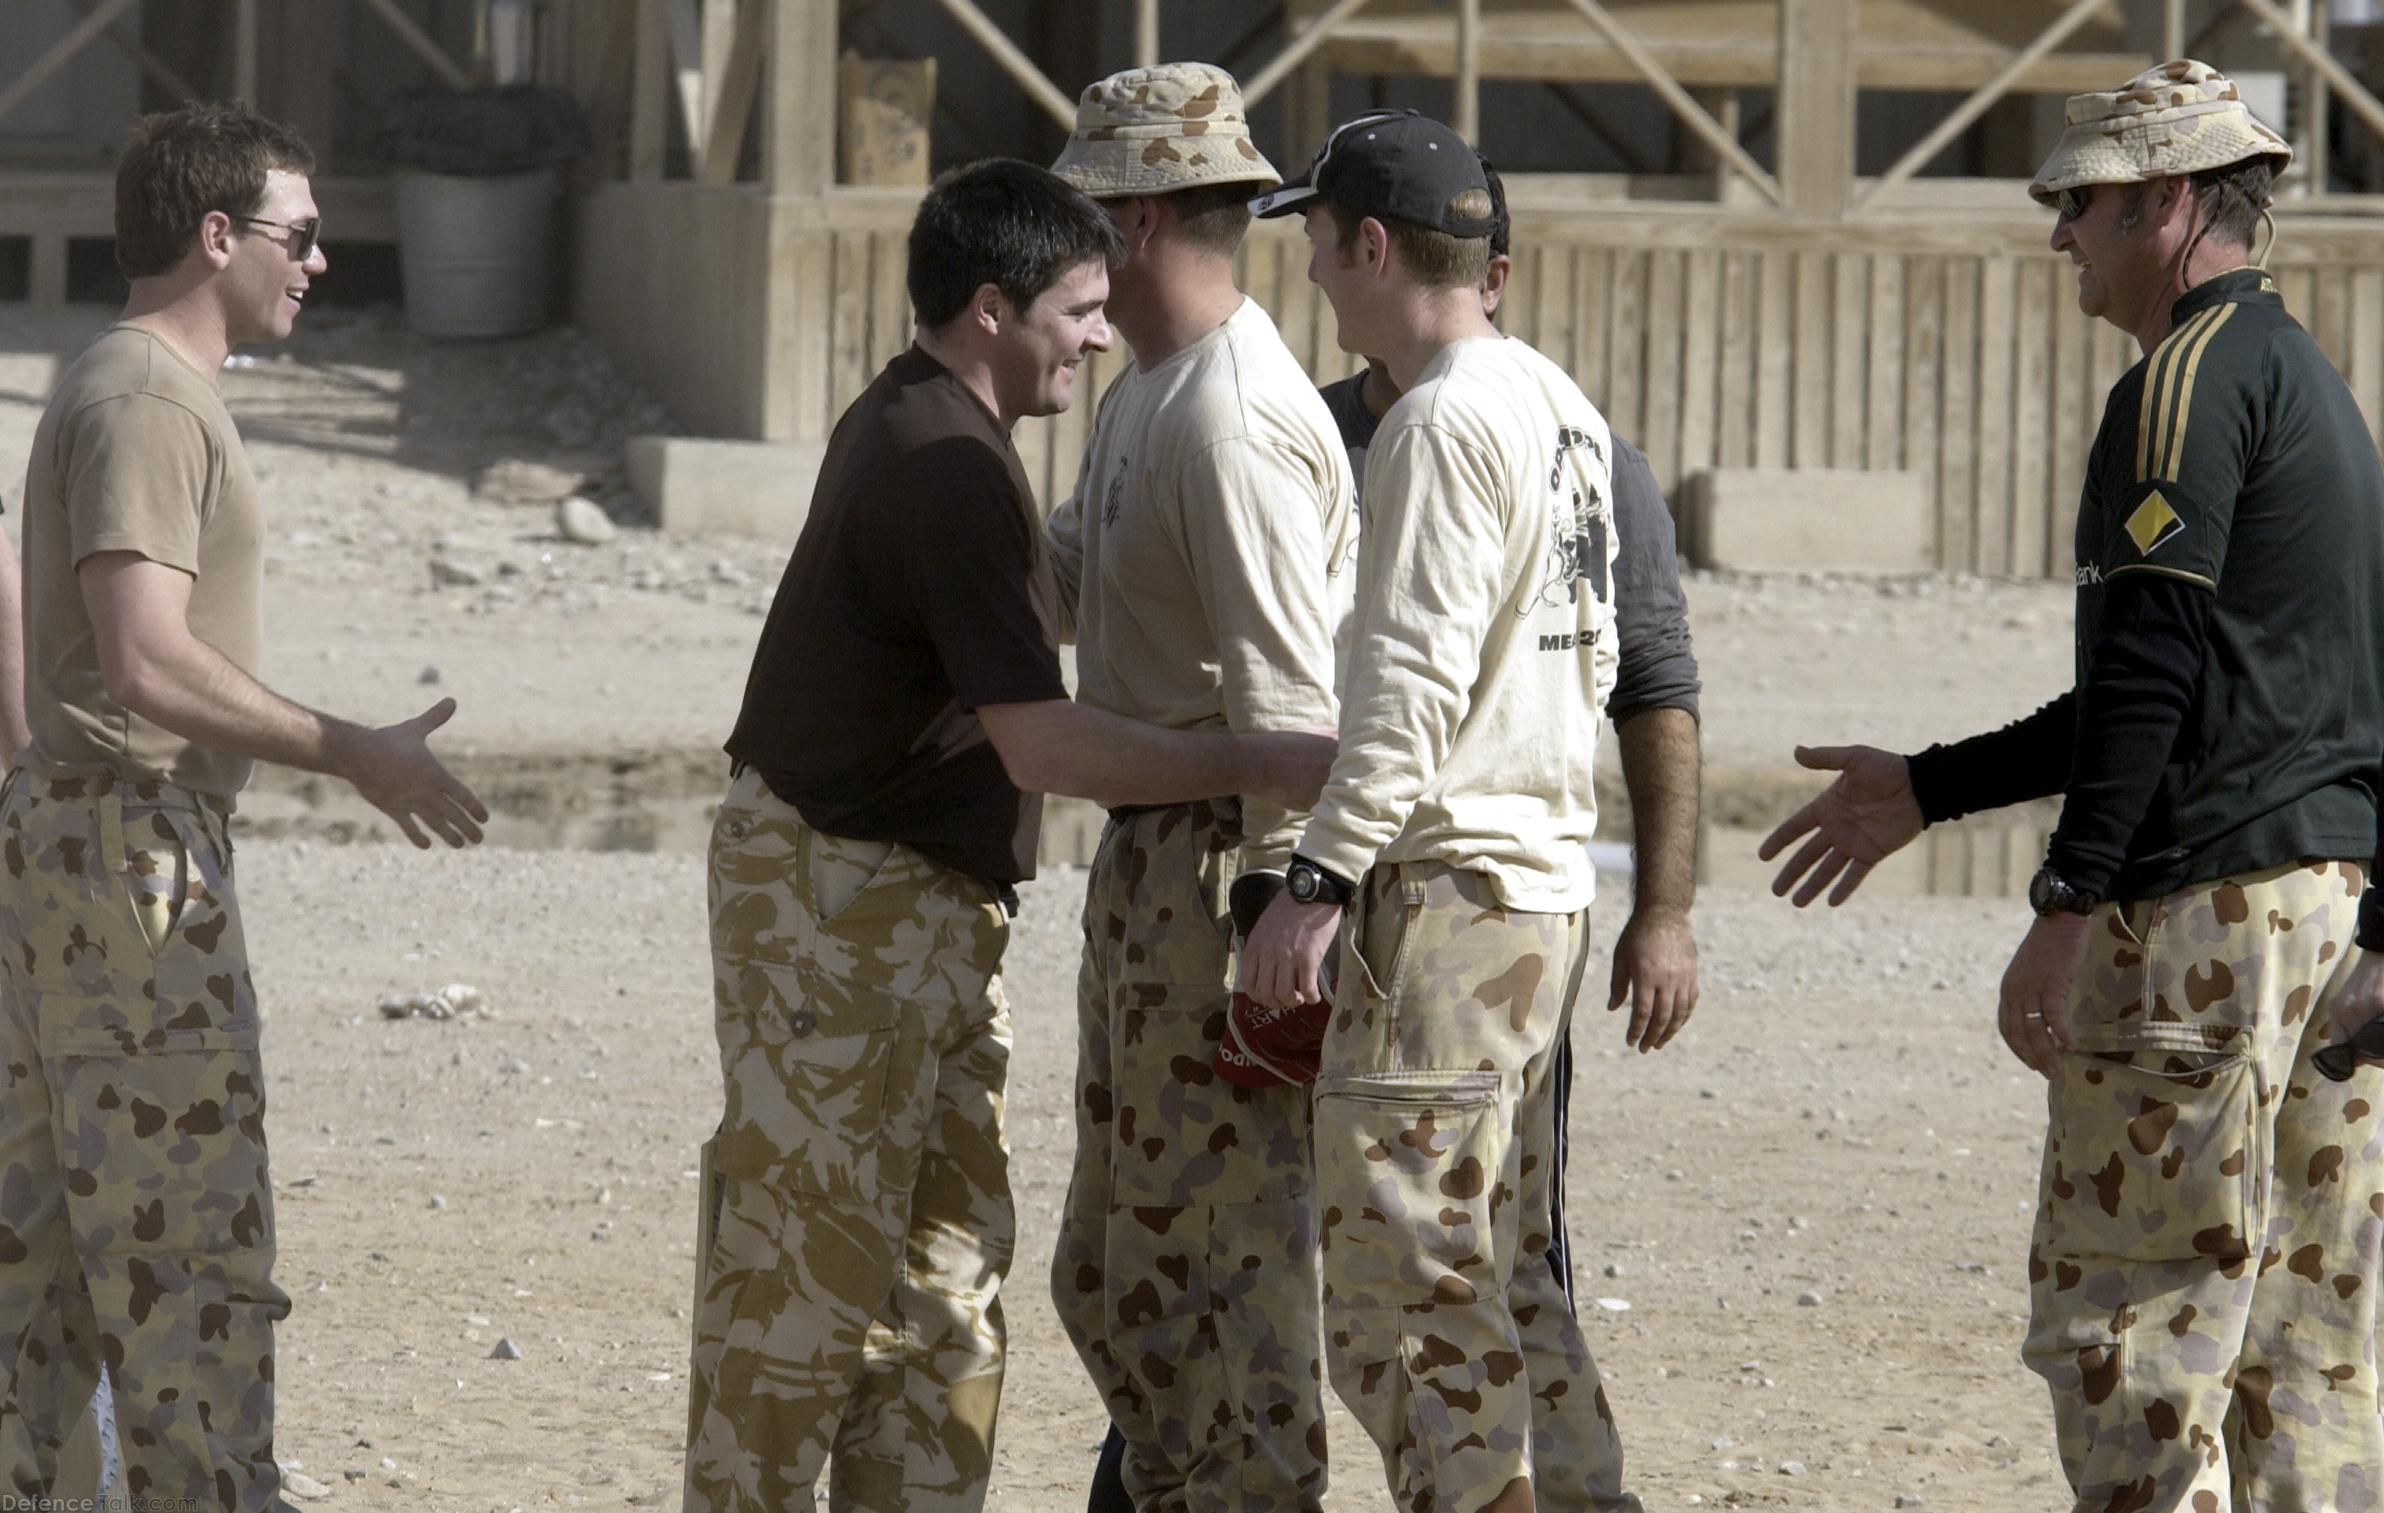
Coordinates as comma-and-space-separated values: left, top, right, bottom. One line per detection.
2030, 58, 2292, 206
1050, 62, 1280, 198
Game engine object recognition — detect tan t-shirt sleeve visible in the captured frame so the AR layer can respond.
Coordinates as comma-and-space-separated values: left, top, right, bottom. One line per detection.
1299, 417, 1509, 884
1179, 434, 1344, 870
61, 393, 214, 575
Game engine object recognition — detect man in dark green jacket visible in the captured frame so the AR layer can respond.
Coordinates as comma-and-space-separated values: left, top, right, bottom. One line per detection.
1763, 59, 2384, 1513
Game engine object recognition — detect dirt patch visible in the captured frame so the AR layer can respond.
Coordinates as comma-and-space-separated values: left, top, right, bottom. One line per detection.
247, 842, 2064, 1513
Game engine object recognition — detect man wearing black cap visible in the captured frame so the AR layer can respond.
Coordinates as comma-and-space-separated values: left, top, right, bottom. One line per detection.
1243, 112, 1642, 1513
1313, 141, 1701, 1322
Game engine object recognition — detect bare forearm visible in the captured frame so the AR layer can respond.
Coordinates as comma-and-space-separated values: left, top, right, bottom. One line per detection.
988, 700, 1262, 804
114, 634, 356, 775
1619, 706, 1699, 917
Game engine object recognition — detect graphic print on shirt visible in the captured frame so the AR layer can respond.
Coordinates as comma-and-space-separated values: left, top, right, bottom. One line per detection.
1523, 424, 1610, 617
1101, 454, 1130, 526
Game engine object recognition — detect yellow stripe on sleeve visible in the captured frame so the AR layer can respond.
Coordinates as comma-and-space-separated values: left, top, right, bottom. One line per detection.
2158, 302, 2237, 483
2135, 306, 2221, 482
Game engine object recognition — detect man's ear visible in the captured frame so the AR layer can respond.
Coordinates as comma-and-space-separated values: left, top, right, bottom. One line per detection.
971, 282, 1006, 336
1361, 217, 1394, 278
195, 210, 239, 271
1128, 195, 1165, 255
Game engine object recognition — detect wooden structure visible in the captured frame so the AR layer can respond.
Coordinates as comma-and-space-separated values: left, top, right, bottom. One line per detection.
569, 0, 2384, 580
13, 1, 2384, 580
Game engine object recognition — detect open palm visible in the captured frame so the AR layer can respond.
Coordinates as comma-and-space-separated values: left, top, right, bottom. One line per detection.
1757, 744, 1925, 906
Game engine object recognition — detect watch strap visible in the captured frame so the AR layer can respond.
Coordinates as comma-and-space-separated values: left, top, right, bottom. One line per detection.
1289, 855, 1357, 908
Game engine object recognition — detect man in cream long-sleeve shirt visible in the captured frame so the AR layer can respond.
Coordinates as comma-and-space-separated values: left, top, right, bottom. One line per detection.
1044, 65, 1353, 1513
1245, 111, 1641, 1513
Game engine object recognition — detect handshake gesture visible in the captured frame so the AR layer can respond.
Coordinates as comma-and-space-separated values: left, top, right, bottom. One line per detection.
1757, 744, 1924, 906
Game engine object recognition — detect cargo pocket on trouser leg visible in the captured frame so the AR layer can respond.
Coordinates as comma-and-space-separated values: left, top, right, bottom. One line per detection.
1316, 1066, 1521, 1509
28, 785, 282, 1513
2026, 1040, 2258, 1509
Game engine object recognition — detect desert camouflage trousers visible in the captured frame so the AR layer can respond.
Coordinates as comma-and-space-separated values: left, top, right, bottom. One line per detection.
2023, 859, 2384, 1513
686, 770, 1014, 1513
1052, 800, 1326, 1513
0, 765, 284, 1513
1317, 862, 1638, 1513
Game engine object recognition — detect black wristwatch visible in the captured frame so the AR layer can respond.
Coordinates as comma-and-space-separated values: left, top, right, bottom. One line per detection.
1285, 855, 1357, 909
2028, 865, 2100, 917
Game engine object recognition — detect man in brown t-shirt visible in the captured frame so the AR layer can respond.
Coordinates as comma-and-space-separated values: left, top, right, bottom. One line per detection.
684, 160, 1333, 1513
0, 106, 485, 1511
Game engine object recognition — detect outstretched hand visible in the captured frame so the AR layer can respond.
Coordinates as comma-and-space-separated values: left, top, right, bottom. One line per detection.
1757, 745, 1924, 907
335, 699, 490, 849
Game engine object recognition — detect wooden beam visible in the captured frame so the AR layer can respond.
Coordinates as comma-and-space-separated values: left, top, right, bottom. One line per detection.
1777, 0, 1855, 219
1245, 0, 1378, 106
766, 0, 837, 192
1555, 0, 1782, 204
1454, 0, 1480, 144
701, 0, 737, 133
632, 0, 668, 179
67, 0, 200, 103
1135, 0, 1159, 69
2232, 0, 2384, 150
236, 0, 258, 100
577, 0, 642, 189
277, 0, 339, 164
355, 0, 474, 90
698, 0, 766, 181
0, 0, 138, 127
1856, 0, 2109, 211
925, 0, 1076, 129
663, 0, 708, 151
1301, 12, 2143, 94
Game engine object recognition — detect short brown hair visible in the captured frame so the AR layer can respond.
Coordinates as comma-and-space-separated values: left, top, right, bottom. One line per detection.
1326, 196, 1489, 289
115, 104, 316, 280
1156, 181, 1254, 256
2114, 157, 2276, 249
2188, 157, 2276, 249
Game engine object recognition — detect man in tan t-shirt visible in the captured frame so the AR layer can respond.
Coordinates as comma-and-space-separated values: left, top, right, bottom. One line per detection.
0, 105, 485, 1512
1043, 65, 1352, 1512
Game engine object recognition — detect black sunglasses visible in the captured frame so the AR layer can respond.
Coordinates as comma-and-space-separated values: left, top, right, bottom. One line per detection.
2313, 1010, 2384, 1082
2054, 186, 2096, 222
233, 214, 321, 262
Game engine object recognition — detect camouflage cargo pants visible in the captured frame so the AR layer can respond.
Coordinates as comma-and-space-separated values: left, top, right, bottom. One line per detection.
1051, 801, 1325, 1513
0, 766, 284, 1513
685, 770, 1014, 1513
2024, 859, 2384, 1513
1316, 862, 1638, 1513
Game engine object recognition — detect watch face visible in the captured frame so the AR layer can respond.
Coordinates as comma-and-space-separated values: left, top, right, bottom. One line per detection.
1287, 864, 1319, 904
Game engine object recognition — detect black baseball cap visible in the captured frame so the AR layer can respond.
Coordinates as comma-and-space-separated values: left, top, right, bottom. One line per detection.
1249, 110, 1498, 238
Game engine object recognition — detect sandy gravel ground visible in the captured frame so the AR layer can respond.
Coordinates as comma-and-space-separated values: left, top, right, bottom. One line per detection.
246, 845, 2067, 1513
0, 306, 2102, 1511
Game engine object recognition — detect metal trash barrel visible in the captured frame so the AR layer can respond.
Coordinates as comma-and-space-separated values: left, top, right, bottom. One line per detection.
386, 86, 586, 340
393, 167, 559, 338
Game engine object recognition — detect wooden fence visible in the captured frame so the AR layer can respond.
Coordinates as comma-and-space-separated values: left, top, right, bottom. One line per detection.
576, 183, 2384, 579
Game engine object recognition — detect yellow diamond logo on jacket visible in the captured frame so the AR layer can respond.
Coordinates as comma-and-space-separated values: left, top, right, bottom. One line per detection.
2124, 490, 2185, 555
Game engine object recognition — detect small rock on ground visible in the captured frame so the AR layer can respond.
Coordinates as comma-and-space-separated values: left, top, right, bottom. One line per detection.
557, 496, 618, 545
